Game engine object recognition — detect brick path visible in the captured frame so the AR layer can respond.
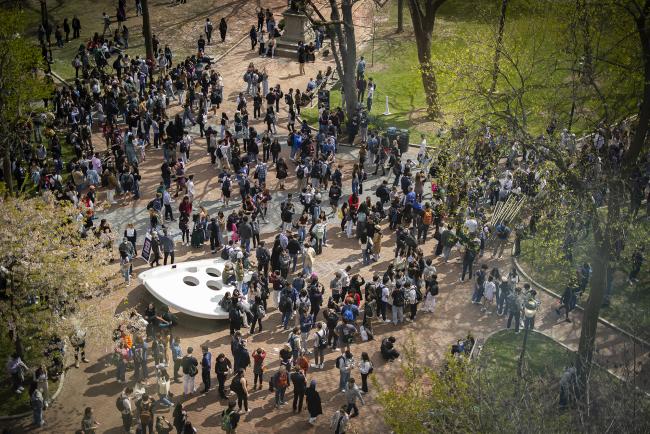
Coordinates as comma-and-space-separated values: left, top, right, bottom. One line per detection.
3, 1, 649, 433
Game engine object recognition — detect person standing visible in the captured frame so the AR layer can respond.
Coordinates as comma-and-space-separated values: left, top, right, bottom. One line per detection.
215, 353, 232, 399
160, 229, 175, 265
272, 365, 290, 408
137, 394, 154, 434
290, 365, 307, 413
219, 18, 228, 42
306, 379, 322, 425
252, 348, 266, 390
358, 352, 373, 393
30, 383, 45, 428
230, 368, 249, 413
72, 15, 81, 39
506, 287, 523, 332
201, 345, 212, 393
205, 18, 214, 44
117, 387, 133, 433
181, 347, 198, 395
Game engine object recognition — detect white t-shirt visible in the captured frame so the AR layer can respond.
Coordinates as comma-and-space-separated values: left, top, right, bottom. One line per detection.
484, 281, 496, 301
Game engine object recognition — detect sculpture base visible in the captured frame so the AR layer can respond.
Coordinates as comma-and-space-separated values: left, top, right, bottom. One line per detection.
275, 9, 313, 58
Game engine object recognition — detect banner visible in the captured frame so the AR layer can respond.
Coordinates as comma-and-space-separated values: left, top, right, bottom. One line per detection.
141, 233, 152, 263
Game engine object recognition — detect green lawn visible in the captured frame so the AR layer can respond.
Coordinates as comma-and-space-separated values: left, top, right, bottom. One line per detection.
481, 329, 572, 378
0, 308, 62, 416
303, 0, 640, 144
518, 216, 650, 342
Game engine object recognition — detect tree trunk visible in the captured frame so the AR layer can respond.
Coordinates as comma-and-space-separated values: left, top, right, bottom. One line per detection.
3, 138, 14, 197
142, 0, 154, 61
575, 181, 618, 397
397, 0, 404, 33
415, 34, 441, 118
489, 0, 508, 93
341, 0, 359, 123
626, 10, 650, 167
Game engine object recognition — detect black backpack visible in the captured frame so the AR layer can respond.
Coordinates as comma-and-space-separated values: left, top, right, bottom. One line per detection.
392, 289, 404, 307
230, 375, 243, 394
221, 247, 231, 260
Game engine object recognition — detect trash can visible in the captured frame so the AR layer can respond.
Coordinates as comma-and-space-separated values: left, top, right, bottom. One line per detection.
398, 129, 410, 153
385, 127, 398, 147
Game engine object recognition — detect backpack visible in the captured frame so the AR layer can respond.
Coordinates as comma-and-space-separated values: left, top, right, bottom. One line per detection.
133, 346, 144, 363
288, 334, 299, 351
207, 22, 214, 33
221, 246, 231, 260
279, 293, 292, 312
257, 248, 269, 264
392, 289, 404, 307
317, 331, 327, 349
115, 396, 126, 412
297, 165, 305, 179
335, 355, 345, 369
216, 146, 224, 159
140, 401, 153, 423
221, 409, 233, 431
256, 304, 266, 318
342, 308, 354, 322
276, 371, 288, 388
183, 356, 198, 377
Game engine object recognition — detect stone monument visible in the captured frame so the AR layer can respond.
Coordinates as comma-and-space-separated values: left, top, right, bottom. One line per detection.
275, 3, 313, 59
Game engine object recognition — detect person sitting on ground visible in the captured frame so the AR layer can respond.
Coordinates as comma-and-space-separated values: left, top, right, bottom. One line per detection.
380, 336, 399, 361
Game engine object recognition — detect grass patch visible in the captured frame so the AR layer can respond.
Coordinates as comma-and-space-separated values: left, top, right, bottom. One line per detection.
303, 0, 640, 144
518, 216, 650, 342
481, 329, 572, 378
0, 309, 63, 416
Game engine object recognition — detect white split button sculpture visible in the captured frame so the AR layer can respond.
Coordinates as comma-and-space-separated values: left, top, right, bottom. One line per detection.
139, 259, 251, 319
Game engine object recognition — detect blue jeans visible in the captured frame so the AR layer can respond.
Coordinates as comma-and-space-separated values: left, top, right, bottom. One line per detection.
241, 238, 251, 254
392, 305, 404, 324
298, 227, 306, 241
363, 248, 371, 265
339, 370, 350, 391
116, 360, 126, 382
282, 311, 292, 328
302, 265, 312, 277
33, 406, 43, 426
158, 394, 173, 406
275, 387, 286, 405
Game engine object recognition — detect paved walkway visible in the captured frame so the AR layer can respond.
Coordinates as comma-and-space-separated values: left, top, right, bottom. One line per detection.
3, 2, 649, 433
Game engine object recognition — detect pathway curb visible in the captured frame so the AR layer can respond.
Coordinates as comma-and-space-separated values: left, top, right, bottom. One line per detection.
0, 366, 66, 421
511, 254, 650, 349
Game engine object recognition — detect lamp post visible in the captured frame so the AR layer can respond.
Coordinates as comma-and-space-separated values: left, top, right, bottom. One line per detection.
517, 299, 538, 378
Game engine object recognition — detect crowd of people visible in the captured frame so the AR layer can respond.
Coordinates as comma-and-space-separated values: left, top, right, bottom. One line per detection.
4, 0, 649, 433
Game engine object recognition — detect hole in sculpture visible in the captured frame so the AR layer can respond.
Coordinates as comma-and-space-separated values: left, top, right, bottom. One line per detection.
206, 268, 221, 277
183, 276, 199, 286
186, 267, 198, 273
206, 280, 221, 291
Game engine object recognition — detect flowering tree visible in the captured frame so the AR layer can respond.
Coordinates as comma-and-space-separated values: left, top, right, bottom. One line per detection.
0, 194, 112, 357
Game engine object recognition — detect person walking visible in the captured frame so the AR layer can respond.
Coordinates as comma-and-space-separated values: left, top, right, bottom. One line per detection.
219, 18, 228, 42
205, 18, 214, 44
344, 378, 364, 417
330, 405, 351, 434
306, 379, 322, 424
220, 401, 240, 434
137, 394, 155, 434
